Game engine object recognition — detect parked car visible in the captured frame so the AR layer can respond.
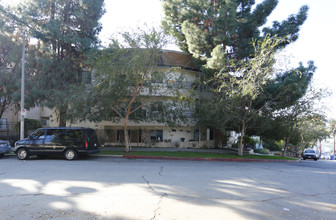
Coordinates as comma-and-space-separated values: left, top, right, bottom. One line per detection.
0, 140, 11, 158
302, 149, 320, 161
14, 127, 100, 160
320, 153, 330, 160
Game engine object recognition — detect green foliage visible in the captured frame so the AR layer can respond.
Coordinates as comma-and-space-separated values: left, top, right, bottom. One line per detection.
162, 0, 308, 61
14, 118, 42, 135
244, 135, 257, 147
67, 28, 190, 151
8, 0, 105, 126
69, 28, 188, 124
211, 36, 284, 155
0, 8, 23, 118
298, 114, 329, 146
262, 139, 283, 151
256, 61, 315, 112
254, 148, 270, 155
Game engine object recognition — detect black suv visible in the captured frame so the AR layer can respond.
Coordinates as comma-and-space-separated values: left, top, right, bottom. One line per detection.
15, 127, 100, 160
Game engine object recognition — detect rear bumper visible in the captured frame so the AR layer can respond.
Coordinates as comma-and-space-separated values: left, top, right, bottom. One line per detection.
0, 147, 11, 154
303, 155, 319, 159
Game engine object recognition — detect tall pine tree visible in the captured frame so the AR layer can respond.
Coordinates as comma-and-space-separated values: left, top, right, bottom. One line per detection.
0, 9, 22, 119
162, 0, 313, 153
162, 0, 308, 62
16, 0, 105, 126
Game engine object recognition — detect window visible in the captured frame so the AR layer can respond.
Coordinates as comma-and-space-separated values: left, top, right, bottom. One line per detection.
0, 118, 8, 129
31, 129, 46, 140
41, 117, 50, 126
82, 71, 92, 85
66, 129, 83, 140
150, 130, 163, 142
45, 129, 65, 143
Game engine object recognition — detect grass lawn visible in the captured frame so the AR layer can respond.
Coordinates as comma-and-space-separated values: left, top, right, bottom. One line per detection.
98, 150, 297, 160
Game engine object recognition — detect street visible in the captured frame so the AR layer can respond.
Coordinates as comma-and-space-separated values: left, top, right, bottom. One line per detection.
0, 156, 335, 220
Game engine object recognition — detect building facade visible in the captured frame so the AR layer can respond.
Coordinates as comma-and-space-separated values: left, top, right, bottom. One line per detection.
53, 50, 215, 148
3, 50, 216, 148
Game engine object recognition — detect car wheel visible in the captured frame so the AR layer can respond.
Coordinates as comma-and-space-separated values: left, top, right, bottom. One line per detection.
314, 158, 317, 161
0, 154, 4, 158
64, 148, 77, 160
17, 148, 29, 160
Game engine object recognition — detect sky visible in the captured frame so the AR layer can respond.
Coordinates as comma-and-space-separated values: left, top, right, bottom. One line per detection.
3, 0, 336, 118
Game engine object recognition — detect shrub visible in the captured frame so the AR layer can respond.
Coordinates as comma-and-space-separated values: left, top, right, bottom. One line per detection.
254, 148, 270, 154
262, 139, 283, 151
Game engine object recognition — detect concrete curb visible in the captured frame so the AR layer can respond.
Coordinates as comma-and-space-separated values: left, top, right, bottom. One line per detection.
120, 155, 301, 162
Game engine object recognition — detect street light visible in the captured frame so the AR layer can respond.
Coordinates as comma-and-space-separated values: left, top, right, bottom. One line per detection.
20, 31, 26, 140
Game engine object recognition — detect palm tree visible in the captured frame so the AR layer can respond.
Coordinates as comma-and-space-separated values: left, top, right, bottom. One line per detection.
329, 119, 336, 157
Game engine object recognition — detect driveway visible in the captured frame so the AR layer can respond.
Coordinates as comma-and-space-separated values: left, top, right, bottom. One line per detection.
0, 156, 335, 219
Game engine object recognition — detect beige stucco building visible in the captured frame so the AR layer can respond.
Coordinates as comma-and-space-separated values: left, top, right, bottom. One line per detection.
2, 50, 215, 148
0, 105, 50, 138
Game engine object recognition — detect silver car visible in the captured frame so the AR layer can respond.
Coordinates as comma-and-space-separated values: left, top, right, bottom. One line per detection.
302, 149, 320, 161
0, 140, 11, 158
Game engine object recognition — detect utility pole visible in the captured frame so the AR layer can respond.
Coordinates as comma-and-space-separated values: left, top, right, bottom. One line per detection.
20, 31, 26, 140
333, 130, 335, 160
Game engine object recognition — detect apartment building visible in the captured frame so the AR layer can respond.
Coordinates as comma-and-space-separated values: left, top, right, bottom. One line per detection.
2, 50, 215, 148
0, 105, 50, 138
57, 50, 214, 148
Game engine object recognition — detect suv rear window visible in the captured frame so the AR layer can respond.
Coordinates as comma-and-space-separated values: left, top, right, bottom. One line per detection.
45, 129, 66, 143
65, 129, 83, 140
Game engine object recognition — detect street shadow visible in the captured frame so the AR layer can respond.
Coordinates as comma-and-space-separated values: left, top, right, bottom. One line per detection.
0, 158, 335, 219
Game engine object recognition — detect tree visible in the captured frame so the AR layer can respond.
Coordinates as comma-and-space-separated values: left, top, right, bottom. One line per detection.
257, 84, 328, 156
0, 5, 23, 120
0, 32, 21, 119
13, 0, 105, 126
162, 0, 308, 61
162, 0, 310, 150
298, 115, 329, 151
68, 28, 187, 152
213, 35, 284, 156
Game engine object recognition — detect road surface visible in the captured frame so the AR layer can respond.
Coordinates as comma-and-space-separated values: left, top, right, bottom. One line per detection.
0, 156, 335, 219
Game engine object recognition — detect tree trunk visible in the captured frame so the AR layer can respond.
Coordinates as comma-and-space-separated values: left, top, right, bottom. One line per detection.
124, 118, 131, 152
333, 134, 335, 157
58, 107, 66, 127
214, 129, 222, 148
282, 137, 290, 157
238, 122, 245, 156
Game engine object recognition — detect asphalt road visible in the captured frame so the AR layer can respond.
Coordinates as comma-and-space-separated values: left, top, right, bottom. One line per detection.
0, 156, 335, 220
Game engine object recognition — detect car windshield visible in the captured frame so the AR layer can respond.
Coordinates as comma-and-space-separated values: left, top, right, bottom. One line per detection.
31, 129, 45, 139
305, 150, 315, 153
